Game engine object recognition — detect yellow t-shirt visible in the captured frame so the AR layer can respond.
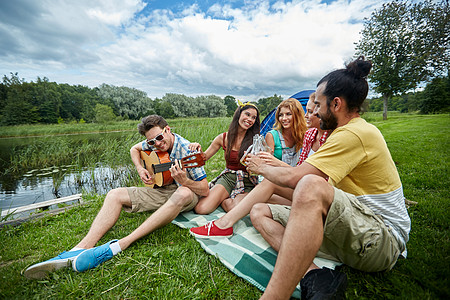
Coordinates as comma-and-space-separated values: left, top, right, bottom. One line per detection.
306, 117, 410, 250
306, 117, 401, 196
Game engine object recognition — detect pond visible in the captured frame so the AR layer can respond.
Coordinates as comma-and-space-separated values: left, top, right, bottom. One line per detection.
0, 131, 138, 213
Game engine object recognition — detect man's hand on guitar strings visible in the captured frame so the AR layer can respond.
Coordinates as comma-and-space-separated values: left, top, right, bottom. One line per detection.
138, 167, 154, 185
170, 159, 188, 185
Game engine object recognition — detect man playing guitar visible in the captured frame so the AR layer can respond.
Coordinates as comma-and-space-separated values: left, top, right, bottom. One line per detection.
25, 115, 209, 279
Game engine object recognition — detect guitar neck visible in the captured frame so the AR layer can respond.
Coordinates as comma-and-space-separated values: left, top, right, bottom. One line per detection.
141, 151, 205, 175
153, 161, 175, 173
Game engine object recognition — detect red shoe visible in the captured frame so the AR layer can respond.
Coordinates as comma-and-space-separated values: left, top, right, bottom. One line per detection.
189, 221, 233, 238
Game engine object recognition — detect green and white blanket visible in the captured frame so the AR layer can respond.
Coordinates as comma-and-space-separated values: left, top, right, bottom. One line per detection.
172, 207, 341, 298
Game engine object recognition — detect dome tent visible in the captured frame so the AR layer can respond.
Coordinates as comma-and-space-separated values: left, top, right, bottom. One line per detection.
260, 90, 315, 137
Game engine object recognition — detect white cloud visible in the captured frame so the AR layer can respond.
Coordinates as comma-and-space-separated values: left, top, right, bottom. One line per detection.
86, 0, 146, 26
0, 0, 386, 100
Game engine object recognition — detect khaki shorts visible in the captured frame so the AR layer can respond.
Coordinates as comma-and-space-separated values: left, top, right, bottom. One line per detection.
268, 187, 401, 272
125, 184, 199, 213
267, 204, 291, 226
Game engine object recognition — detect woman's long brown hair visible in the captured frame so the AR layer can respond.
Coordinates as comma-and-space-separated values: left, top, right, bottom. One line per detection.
226, 104, 261, 161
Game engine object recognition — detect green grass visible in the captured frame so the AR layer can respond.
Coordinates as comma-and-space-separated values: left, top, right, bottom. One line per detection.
0, 117, 231, 139
0, 113, 449, 299
342, 113, 450, 299
0, 120, 138, 137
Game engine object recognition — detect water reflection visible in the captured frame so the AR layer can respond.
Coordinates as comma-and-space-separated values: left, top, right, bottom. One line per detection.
0, 131, 138, 212
0, 165, 133, 210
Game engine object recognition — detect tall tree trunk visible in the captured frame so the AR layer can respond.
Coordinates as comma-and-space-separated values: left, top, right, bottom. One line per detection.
383, 94, 389, 120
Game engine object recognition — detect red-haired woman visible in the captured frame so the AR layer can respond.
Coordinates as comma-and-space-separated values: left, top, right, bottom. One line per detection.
262, 98, 307, 167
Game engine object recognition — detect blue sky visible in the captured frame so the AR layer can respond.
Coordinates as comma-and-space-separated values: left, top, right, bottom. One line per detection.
143, 0, 340, 12
0, 0, 389, 100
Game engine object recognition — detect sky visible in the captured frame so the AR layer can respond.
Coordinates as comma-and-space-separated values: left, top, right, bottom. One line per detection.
0, 0, 390, 101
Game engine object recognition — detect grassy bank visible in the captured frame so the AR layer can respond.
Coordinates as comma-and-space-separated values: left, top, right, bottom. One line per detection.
0, 120, 137, 138
0, 117, 232, 138
1, 113, 449, 299
1, 117, 230, 178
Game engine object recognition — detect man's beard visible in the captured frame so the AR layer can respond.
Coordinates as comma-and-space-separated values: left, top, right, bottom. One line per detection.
319, 106, 338, 130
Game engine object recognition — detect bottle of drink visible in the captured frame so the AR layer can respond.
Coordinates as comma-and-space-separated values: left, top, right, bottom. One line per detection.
240, 135, 258, 166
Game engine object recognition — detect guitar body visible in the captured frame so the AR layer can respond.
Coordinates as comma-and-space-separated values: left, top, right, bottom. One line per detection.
139, 150, 206, 188
140, 150, 173, 188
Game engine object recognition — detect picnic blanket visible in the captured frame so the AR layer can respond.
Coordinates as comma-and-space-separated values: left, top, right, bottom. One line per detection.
172, 207, 342, 298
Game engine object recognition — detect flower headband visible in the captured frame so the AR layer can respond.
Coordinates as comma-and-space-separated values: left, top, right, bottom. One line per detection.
237, 99, 258, 109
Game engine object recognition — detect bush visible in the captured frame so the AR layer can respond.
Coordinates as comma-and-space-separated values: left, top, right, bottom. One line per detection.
94, 104, 116, 123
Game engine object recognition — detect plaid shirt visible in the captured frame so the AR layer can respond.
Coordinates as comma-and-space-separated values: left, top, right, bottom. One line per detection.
209, 168, 259, 199
142, 132, 207, 185
297, 128, 330, 166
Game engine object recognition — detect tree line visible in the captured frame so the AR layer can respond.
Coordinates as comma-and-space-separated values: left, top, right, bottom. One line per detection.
367, 75, 450, 114
0, 73, 288, 125
0, 74, 154, 125
1, 69, 448, 126
0, 73, 234, 125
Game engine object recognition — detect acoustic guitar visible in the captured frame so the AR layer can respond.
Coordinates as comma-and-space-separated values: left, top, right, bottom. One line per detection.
140, 150, 206, 188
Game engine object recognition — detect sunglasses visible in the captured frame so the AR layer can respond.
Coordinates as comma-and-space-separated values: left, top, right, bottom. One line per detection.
147, 127, 166, 146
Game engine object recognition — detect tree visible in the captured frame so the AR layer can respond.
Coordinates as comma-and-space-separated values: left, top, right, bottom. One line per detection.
356, 0, 449, 119
163, 93, 197, 117
367, 74, 449, 113
419, 75, 450, 114
94, 104, 116, 123
158, 100, 176, 119
75, 85, 104, 122
1, 73, 40, 125
257, 94, 283, 116
0, 73, 250, 124
97, 84, 153, 120
224, 95, 238, 116
34, 77, 61, 123
195, 95, 227, 117
0, 79, 7, 112
59, 84, 82, 121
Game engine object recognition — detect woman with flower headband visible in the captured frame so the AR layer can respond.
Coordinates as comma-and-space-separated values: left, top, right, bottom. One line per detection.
259, 98, 307, 167
189, 101, 260, 214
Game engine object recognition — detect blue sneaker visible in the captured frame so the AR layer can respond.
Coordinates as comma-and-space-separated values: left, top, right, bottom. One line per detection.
24, 249, 85, 279
72, 240, 118, 272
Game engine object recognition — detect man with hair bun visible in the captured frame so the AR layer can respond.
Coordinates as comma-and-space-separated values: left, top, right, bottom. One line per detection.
246, 57, 411, 299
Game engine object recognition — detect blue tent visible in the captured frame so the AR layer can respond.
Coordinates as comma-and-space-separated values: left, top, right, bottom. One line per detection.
260, 89, 315, 137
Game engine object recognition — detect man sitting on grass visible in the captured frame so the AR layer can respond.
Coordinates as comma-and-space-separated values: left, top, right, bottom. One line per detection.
252, 57, 411, 299
24, 115, 209, 279
191, 57, 411, 299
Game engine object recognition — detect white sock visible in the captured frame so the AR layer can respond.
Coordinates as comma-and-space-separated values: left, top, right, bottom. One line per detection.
70, 247, 84, 251
110, 241, 122, 256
